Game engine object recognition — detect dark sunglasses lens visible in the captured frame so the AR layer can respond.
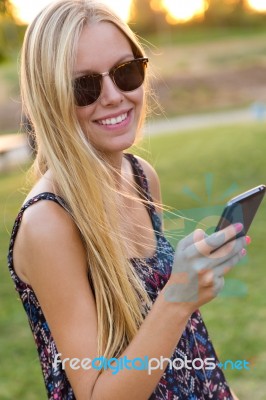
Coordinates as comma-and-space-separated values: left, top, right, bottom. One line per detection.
74, 75, 101, 107
114, 60, 146, 92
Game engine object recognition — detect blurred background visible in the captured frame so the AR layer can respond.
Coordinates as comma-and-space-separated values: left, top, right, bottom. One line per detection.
1, 0, 266, 399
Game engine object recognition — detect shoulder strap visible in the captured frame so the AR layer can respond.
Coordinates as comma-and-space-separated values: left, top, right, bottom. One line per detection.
124, 153, 153, 203
124, 153, 163, 235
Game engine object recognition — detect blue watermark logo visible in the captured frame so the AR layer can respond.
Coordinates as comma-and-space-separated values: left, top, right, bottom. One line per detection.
52, 354, 251, 375
218, 359, 250, 371
164, 174, 248, 298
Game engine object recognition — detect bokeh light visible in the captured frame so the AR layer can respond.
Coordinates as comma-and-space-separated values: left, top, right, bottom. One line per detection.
247, 0, 266, 12
162, 0, 207, 24
10, 0, 131, 24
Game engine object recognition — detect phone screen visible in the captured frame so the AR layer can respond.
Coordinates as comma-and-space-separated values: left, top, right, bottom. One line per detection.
215, 185, 266, 237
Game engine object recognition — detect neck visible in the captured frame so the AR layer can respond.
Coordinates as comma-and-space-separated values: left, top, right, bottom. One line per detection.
101, 151, 127, 190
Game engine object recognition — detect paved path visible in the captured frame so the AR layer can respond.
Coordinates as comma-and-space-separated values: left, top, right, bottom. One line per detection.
0, 133, 30, 172
144, 106, 266, 136
0, 106, 265, 171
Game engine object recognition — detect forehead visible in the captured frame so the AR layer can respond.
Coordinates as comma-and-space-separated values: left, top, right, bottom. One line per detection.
74, 21, 133, 75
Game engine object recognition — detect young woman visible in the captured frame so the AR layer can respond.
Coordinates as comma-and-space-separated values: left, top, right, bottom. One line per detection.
8, 1, 248, 399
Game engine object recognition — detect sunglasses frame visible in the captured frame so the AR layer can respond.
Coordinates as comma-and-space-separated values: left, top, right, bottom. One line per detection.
74, 57, 149, 108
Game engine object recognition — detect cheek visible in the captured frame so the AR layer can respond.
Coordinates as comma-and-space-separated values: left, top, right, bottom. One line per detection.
75, 106, 95, 131
75, 106, 100, 148
128, 87, 145, 115
133, 87, 145, 121
135, 86, 145, 106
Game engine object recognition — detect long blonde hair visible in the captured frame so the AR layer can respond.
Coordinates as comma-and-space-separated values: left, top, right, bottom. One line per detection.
20, 0, 153, 360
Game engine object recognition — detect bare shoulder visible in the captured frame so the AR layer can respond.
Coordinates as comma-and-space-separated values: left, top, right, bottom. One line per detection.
20, 197, 78, 245
134, 155, 163, 215
13, 197, 87, 284
18, 170, 78, 252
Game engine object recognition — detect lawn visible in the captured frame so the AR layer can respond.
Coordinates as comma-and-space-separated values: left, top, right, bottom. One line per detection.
0, 166, 47, 399
146, 24, 266, 47
1, 121, 266, 399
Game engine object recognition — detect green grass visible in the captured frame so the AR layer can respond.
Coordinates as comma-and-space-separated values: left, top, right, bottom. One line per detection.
1, 121, 266, 398
0, 166, 47, 399
145, 24, 266, 47
0, 61, 20, 97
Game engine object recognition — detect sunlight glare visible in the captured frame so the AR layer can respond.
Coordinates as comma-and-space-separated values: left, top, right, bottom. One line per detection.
247, 0, 266, 12
10, 0, 131, 24
162, 0, 207, 24
10, 0, 50, 24
101, 0, 132, 21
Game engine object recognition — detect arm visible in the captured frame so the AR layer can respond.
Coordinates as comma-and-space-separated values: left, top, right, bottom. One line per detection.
16, 201, 246, 400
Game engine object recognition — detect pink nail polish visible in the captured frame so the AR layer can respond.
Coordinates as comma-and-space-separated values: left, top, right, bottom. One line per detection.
241, 248, 247, 256
234, 223, 243, 233
245, 236, 251, 245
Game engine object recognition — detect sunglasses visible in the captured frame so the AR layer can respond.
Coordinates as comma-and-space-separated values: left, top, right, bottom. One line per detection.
73, 57, 149, 107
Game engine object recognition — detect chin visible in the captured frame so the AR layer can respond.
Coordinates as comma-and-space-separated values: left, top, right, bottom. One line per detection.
94, 133, 137, 154
103, 142, 134, 155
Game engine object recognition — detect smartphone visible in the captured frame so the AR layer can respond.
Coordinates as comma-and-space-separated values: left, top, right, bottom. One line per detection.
215, 184, 266, 238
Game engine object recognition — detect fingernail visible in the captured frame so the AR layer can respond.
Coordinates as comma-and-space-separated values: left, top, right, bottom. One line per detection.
234, 223, 243, 233
245, 236, 251, 245
241, 248, 247, 257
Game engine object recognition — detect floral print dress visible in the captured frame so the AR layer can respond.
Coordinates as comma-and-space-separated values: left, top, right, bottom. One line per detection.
7, 153, 233, 399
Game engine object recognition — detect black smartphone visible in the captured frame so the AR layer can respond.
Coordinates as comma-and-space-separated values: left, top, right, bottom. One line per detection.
215, 184, 266, 238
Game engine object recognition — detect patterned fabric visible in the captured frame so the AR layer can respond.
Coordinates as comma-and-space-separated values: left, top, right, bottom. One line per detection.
7, 153, 233, 400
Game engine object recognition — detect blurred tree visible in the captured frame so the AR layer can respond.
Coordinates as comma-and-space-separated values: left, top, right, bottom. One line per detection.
232, 0, 247, 24
0, 0, 26, 63
129, 0, 266, 33
0, 0, 15, 18
204, 0, 233, 25
205, 0, 266, 26
129, 0, 168, 34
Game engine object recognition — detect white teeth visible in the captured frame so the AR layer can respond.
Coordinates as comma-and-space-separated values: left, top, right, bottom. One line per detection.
98, 113, 127, 126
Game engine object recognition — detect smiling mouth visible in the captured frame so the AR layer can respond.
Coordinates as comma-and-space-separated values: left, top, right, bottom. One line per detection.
96, 112, 128, 126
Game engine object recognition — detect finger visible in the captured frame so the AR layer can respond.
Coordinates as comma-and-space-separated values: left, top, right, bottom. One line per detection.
199, 270, 224, 296
213, 247, 247, 276
208, 235, 246, 267
190, 223, 244, 258
207, 222, 244, 253
190, 235, 246, 274
200, 269, 216, 287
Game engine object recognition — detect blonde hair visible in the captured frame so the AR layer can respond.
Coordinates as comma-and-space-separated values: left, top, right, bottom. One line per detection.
21, 0, 153, 361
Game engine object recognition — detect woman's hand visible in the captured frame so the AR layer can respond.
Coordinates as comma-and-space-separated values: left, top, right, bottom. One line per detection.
163, 223, 248, 314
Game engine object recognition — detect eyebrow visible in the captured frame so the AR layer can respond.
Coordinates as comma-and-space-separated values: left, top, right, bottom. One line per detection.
73, 53, 135, 77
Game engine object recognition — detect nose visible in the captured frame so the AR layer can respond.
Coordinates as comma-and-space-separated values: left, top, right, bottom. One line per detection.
99, 75, 124, 107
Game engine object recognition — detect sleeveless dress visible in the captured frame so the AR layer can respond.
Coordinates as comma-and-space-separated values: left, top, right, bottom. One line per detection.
7, 153, 233, 400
